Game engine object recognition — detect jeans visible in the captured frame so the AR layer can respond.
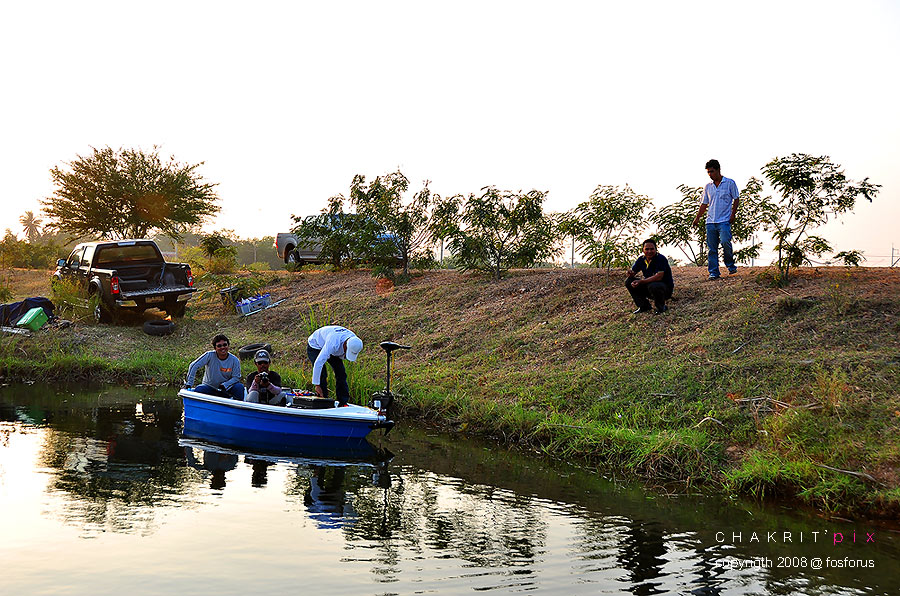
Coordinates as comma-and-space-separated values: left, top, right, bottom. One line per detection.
307, 345, 350, 405
706, 222, 735, 277
194, 382, 245, 400
626, 277, 672, 310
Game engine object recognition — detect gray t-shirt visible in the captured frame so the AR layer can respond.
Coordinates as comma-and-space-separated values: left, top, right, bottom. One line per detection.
186, 351, 242, 389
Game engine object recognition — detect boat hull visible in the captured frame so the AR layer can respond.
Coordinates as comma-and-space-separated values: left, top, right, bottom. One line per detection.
180, 389, 391, 452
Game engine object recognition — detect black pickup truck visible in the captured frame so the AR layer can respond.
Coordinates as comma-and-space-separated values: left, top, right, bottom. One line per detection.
52, 240, 196, 323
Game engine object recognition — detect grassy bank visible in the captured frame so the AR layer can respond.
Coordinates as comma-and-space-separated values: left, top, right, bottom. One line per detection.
2, 266, 899, 518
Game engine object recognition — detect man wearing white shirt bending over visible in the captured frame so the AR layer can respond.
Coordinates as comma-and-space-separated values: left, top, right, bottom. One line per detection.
307, 325, 364, 406
692, 159, 740, 280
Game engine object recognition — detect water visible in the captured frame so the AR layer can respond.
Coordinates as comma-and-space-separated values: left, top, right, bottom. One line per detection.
1, 385, 898, 595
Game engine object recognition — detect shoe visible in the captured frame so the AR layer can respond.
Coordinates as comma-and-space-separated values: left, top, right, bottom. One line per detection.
728, 267, 738, 275
707, 274, 720, 280
632, 307, 652, 314
655, 305, 669, 314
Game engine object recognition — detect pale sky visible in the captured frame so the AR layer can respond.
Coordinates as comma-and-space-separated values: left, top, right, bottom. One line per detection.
2, 1, 899, 264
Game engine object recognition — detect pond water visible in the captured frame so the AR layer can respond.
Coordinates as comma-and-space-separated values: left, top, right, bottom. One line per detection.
0, 385, 898, 595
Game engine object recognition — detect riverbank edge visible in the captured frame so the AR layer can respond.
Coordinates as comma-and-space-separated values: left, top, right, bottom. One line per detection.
0, 344, 897, 521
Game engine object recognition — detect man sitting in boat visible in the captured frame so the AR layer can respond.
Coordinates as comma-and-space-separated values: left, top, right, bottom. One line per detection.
245, 349, 285, 405
185, 334, 245, 400
307, 325, 363, 406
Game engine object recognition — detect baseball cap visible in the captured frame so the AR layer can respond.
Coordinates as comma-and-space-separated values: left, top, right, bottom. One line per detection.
254, 349, 270, 362
345, 336, 363, 361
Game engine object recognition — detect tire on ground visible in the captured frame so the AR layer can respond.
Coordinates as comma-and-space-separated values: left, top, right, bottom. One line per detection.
239, 342, 272, 359
143, 320, 175, 336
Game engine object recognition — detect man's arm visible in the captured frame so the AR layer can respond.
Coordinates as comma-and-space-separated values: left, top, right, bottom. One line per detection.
632, 271, 664, 286
692, 203, 708, 227
185, 352, 209, 386
729, 182, 740, 223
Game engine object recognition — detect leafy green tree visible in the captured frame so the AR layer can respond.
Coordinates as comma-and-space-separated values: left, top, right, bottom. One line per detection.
350, 171, 434, 277
19, 211, 43, 243
563, 185, 652, 275
42, 146, 220, 240
761, 153, 880, 283
199, 231, 238, 273
291, 195, 379, 268
432, 187, 558, 280
833, 250, 865, 267
649, 184, 705, 266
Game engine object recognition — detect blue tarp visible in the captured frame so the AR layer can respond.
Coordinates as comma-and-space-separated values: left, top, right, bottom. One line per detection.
0, 297, 55, 327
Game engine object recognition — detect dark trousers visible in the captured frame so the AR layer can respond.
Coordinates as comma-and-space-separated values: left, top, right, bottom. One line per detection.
626, 277, 672, 310
307, 345, 350, 405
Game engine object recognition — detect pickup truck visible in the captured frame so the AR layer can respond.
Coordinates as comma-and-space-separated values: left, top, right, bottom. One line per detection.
52, 239, 196, 323
275, 231, 323, 265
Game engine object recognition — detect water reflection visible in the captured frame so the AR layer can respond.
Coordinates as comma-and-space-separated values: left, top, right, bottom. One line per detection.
1, 386, 898, 595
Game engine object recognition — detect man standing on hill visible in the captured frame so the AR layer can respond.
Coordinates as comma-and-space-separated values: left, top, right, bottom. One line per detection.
307, 325, 363, 406
692, 159, 740, 279
626, 239, 674, 314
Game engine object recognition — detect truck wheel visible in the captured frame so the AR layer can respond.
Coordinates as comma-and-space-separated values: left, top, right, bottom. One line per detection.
93, 300, 116, 324
166, 302, 187, 318
286, 249, 300, 264
143, 320, 175, 336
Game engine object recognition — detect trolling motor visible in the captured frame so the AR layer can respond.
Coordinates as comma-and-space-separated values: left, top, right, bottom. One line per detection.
371, 341, 411, 421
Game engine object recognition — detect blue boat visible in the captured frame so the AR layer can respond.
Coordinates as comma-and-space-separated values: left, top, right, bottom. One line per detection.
179, 388, 394, 452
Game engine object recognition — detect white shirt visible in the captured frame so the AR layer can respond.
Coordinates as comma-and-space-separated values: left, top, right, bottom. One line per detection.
307, 325, 357, 385
701, 177, 740, 224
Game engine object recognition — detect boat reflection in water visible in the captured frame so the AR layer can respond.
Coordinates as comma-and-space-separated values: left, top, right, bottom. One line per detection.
179, 436, 394, 521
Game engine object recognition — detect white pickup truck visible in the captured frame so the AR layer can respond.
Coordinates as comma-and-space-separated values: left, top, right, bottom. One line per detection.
274, 231, 323, 265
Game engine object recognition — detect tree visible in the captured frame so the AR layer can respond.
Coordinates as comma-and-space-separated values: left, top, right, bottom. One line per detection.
432, 187, 558, 280
761, 153, 880, 283
729, 177, 778, 265
41, 146, 220, 240
199, 231, 238, 273
833, 250, 865, 267
563, 185, 652, 275
649, 184, 705, 266
350, 171, 435, 276
19, 211, 43, 243
291, 195, 378, 268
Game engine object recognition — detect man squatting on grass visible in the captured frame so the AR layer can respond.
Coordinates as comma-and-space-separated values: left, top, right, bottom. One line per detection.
692, 158, 740, 280
185, 334, 245, 400
626, 239, 674, 315
307, 325, 364, 406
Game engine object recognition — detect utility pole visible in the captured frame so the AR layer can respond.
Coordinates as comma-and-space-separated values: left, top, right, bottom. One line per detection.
571, 235, 575, 268
892, 244, 899, 267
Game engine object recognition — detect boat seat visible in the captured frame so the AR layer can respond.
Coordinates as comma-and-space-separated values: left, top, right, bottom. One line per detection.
379, 341, 411, 354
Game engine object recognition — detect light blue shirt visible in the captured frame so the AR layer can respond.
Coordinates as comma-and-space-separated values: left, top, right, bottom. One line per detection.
701, 177, 739, 224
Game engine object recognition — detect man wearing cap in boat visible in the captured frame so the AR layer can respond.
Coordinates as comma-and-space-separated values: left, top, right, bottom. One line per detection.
307, 325, 363, 406
245, 349, 284, 405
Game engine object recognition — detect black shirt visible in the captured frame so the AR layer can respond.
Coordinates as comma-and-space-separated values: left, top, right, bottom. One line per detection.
631, 254, 674, 291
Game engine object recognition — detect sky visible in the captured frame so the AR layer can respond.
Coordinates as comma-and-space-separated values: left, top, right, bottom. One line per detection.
2, 1, 899, 264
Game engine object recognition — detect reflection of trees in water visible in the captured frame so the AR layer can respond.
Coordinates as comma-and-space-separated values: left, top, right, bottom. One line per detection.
31, 400, 196, 536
